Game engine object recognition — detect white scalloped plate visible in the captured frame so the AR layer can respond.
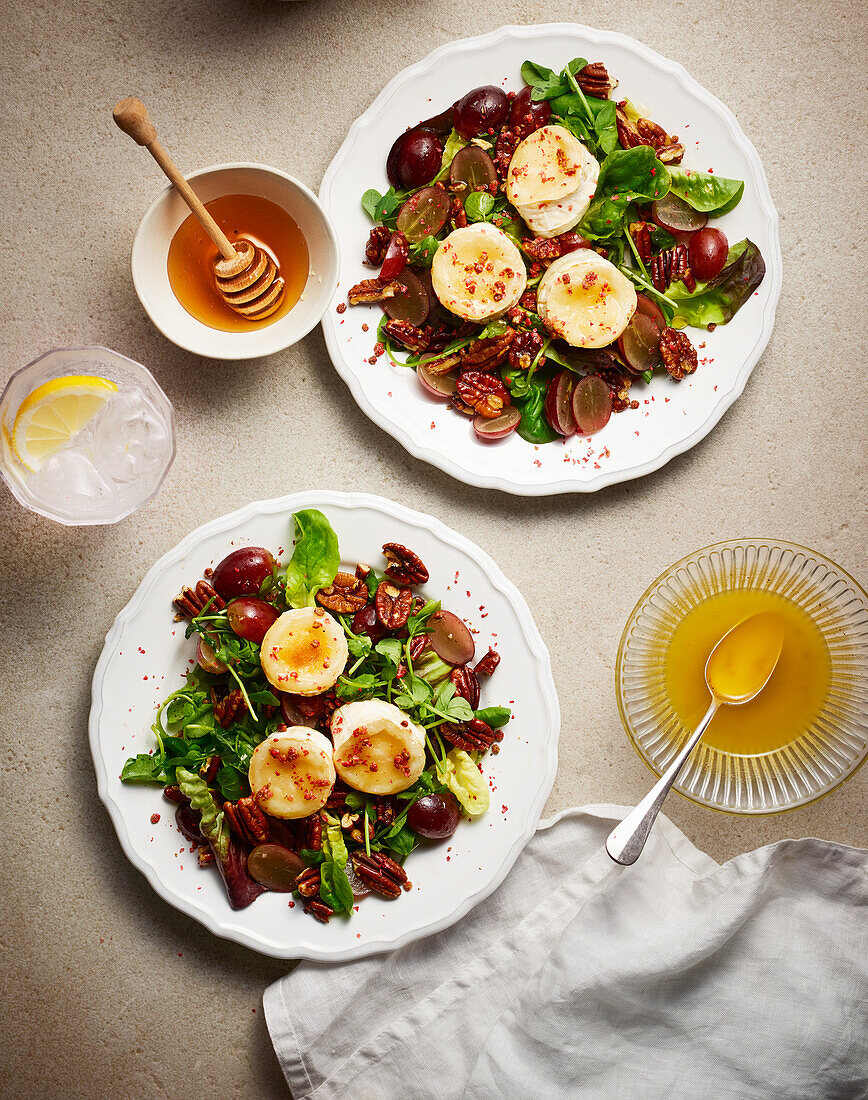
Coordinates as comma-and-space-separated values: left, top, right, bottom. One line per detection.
320, 24, 782, 495
89, 492, 559, 960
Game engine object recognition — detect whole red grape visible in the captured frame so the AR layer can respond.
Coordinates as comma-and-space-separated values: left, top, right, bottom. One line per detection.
407, 793, 462, 839
454, 86, 510, 138
689, 227, 729, 282
227, 597, 279, 644
211, 547, 276, 599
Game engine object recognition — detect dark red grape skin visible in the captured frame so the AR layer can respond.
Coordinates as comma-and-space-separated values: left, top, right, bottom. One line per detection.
509, 86, 552, 134
454, 85, 510, 138
212, 547, 276, 599
689, 227, 729, 282
227, 597, 279, 644
387, 130, 444, 190
352, 603, 387, 642
407, 793, 462, 839
379, 232, 409, 282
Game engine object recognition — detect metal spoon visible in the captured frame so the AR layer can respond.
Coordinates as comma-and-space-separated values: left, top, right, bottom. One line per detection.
606, 611, 784, 866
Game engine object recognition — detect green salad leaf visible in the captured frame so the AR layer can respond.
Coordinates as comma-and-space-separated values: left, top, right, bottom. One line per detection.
318, 815, 354, 914
475, 706, 511, 728
667, 239, 765, 328
176, 766, 229, 860
438, 749, 490, 817
667, 167, 744, 215
121, 753, 168, 784
284, 509, 341, 608
503, 371, 559, 444
579, 147, 671, 240
521, 57, 587, 103
361, 187, 403, 225
408, 235, 440, 268
464, 191, 497, 222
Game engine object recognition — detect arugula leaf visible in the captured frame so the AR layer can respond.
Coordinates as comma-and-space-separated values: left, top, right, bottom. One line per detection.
667, 167, 744, 215
475, 706, 511, 728
284, 509, 341, 608
667, 239, 765, 329
578, 147, 671, 240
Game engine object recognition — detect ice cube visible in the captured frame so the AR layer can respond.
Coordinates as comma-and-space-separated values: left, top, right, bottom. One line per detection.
30, 449, 112, 505
92, 387, 169, 484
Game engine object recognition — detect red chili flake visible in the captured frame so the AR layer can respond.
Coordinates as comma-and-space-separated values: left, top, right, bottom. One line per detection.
150, 812, 160, 825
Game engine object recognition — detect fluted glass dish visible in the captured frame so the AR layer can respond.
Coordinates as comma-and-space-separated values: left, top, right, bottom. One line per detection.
616, 540, 868, 814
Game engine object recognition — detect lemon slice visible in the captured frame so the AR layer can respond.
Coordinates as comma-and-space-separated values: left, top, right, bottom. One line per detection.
12, 374, 118, 470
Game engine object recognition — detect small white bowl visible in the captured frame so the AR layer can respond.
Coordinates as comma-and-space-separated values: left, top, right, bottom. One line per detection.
131, 163, 339, 359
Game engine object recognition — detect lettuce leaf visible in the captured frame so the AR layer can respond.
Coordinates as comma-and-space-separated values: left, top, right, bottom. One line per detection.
667, 239, 765, 329
284, 509, 341, 608
667, 167, 744, 215
176, 766, 229, 860
578, 147, 670, 240
319, 815, 353, 914
437, 749, 490, 817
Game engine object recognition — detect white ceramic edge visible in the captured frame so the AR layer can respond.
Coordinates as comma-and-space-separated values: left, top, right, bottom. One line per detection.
89, 490, 560, 960
319, 23, 783, 495
131, 163, 340, 360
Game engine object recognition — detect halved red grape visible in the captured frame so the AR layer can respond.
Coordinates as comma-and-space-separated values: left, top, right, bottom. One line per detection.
248, 844, 306, 892
427, 609, 475, 666
351, 603, 387, 642
382, 270, 432, 327
618, 311, 662, 374
212, 547, 276, 599
509, 86, 552, 133
279, 693, 320, 728
418, 106, 455, 135
378, 232, 409, 282
227, 596, 279, 644
394, 129, 444, 190
397, 187, 450, 243
454, 86, 510, 138
196, 636, 227, 674
572, 375, 613, 434
449, 146, 498, 192
689, 227, 729, 282
419, 364, 458, 399
407, 792, 462, 839
635, 292, 667, 330
544, 371, 578, 436
344, 858, 372, 899
652, 193, 708, 234
473, 406, 521, 440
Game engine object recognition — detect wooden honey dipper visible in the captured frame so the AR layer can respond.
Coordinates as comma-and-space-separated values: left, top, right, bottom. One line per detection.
113, 97, 286, 321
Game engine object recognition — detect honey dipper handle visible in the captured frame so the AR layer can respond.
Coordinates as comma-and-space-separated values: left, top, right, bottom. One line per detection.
113, 97, 237, 261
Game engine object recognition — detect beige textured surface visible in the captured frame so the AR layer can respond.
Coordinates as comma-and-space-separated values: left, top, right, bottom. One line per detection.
1, 1, 866, 1095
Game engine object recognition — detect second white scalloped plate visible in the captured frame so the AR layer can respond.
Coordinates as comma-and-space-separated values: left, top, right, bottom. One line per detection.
320, 24, 782, 495
89, 492, 559, 960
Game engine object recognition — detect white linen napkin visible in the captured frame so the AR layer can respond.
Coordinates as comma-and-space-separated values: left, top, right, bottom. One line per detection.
263, 805, 867, 1099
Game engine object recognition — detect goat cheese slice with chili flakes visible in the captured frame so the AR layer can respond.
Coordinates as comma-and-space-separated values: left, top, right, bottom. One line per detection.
506, 124, 600, 238
536, 249, 637, 348
430, 223, 526, 322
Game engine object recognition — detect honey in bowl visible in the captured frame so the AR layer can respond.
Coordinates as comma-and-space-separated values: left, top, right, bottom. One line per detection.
665, 589, 831, 755
167, 194, 309, 332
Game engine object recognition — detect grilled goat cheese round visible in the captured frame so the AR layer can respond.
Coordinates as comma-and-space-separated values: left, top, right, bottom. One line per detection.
506, 125, 599, 239
537, 250, 637, 348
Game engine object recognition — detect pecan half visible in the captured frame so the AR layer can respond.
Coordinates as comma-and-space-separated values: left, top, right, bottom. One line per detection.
459, 329, 515, 369
616, 103, 684, 165
450, 665, 480, 709
659, 327, 698, 381
199, 754, 221, 784
325, 783, 350, 811
450, 393, 476, 416
304, 899, 333, 923
212, 687, 246, 729
408, 633, 429, 662
509, 329, 545, 371
375, 581, 413, 630
348, 278, 400, 305
296, 867, 321, 898
474, 648, 501, 678
419, 350, 461, 376
650, 244, 696, 294
450, 194, 468, 229
383, 543, 429, 586
384, 319, 430, 353
456, 371, 510, 419
173, 579, 225, 619
351, 851, 408, 899
629, 221, 654, 266
223, 797, 270, 846
316, 570, 369, 613
374, 796, 396, 826
306, 812, 323, 852
441, 716, 503, 753
574, 61, 617, 99
364, 225, 391, 267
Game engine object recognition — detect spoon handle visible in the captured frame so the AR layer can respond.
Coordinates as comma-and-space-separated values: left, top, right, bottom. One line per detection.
606, 699, 718, 866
